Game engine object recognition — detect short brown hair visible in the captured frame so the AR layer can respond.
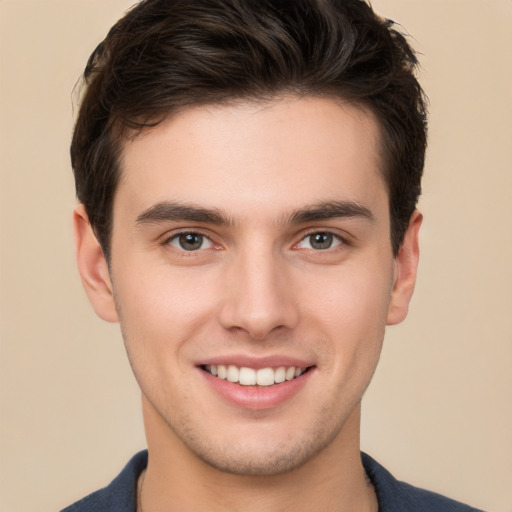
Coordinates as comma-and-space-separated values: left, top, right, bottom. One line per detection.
71, 0, 427, 260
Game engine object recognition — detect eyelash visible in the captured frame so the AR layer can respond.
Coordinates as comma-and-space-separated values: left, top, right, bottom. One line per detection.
164, 231, 215, 252
163, 229, 348, 253
295, 231, 346, 251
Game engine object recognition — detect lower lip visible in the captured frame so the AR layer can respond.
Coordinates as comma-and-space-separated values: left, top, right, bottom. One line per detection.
199, 368, 313, 411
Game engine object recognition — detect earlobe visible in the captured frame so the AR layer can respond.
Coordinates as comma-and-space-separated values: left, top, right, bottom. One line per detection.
386, 210, 422, 326
73, 204, 119, 323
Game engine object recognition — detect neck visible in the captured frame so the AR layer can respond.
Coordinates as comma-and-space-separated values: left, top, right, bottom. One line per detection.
139, 397, 377, 512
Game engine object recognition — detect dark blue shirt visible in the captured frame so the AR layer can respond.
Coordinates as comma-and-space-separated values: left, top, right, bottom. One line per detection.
61, 450, 484, 511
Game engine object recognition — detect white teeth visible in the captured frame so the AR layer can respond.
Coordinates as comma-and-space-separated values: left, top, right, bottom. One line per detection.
274, 366, 286, 383
206, 365, 307, 386
217, 364, 227, 379
239, 367, 257, 385
226, 365, 239, 382
285, 367, 295, 381
256, 367, 275, 386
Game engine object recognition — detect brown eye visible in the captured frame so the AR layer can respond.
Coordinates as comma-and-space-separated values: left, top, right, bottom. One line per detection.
297, 232, 342, 250
168, 232, 212, 251
309, 233, 333, 249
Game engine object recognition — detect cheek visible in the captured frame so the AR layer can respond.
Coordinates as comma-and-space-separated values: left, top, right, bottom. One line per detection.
112, 262, 222, 362
115, 260, 218, 319
300, 259, 393, 369
303, 260, 393, 329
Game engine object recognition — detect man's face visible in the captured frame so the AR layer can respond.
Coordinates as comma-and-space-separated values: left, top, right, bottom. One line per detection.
79, 97, 419, 475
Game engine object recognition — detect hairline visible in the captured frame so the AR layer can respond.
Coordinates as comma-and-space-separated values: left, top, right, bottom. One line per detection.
99, 92, 396, 263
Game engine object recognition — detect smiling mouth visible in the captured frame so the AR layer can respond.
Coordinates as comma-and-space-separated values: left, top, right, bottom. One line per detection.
202, 364, 312, 387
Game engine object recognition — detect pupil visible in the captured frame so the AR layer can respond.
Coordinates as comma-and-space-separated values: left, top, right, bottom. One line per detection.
311, 233, 332, 250
179, 233, 202, 250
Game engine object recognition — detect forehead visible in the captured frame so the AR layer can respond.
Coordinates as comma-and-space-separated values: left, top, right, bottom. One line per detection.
116, 96, 386, 221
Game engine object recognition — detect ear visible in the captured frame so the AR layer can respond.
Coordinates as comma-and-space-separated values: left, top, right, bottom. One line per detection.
386, 210, 422, 326
73, 204, 119, 323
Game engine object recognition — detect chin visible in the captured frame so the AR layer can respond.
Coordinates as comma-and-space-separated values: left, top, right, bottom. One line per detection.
193, 440, 326, 476
173, 409, 347, 477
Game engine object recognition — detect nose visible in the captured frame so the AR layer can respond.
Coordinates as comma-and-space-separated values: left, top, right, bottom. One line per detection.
218, 248, 299, 340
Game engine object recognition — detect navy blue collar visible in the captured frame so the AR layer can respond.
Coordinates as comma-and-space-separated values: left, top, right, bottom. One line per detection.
62, 450, 483, 512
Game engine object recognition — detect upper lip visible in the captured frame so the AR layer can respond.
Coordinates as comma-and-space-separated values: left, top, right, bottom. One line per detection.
196, 354, 315, 370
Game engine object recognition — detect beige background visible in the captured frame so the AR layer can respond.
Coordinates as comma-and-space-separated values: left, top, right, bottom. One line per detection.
0, 1, 511, 511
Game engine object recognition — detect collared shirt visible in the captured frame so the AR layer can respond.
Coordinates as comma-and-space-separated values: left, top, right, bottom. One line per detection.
61, 450, 484, 512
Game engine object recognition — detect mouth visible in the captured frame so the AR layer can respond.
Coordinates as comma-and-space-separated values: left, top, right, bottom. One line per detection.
201, 364, 312, 387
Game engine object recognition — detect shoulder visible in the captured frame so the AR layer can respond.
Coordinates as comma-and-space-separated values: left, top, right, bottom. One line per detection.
361, 452, 485, 512
60, 450, 148, 512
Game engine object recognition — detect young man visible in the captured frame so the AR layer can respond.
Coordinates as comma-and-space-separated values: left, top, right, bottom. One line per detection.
65, 1, 482, 511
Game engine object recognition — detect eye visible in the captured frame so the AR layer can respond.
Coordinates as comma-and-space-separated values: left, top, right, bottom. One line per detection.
297, 232, 342, 250
167, 232, 213, 251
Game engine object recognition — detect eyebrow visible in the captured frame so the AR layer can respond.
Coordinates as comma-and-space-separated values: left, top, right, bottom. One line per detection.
135, 199, 374, 227
136, 202, 232, 226
287, 200, 375, 225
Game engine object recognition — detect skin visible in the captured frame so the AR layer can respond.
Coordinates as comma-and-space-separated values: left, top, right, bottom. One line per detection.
74, 96, 421, 512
